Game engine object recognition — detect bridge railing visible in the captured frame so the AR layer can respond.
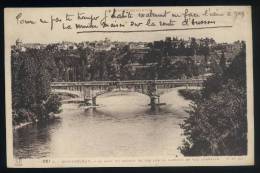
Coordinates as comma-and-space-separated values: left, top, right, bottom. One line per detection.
50, 79, 206, 87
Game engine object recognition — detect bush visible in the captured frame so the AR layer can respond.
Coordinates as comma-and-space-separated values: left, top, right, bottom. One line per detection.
13, 108, 37, 125
178, 89, 201, 101
44, 94, 62, 114
24, 94, 62, 122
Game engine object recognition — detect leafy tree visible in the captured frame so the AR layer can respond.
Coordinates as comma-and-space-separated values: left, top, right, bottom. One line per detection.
190, 37, 198, 56
219, 50, 226, 73
179, 45, 247, 156
11, 49, 62, 124
35, 63, 50, 103
15, 54, 37, 109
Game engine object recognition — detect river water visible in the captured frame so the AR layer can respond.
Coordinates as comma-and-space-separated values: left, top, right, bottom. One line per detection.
13, 88, 191, 159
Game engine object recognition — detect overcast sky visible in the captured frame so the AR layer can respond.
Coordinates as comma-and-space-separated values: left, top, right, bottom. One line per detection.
8, 26, 248, 44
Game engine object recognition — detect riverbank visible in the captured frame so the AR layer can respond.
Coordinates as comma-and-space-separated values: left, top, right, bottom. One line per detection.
14, 121, 34, 130
13, 112, 61, 130
178, 89, 201, 101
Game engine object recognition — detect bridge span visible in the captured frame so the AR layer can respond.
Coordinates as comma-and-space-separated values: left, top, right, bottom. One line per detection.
51, 79, 205, 108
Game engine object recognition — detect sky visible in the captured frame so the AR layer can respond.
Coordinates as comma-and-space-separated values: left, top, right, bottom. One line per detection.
8, 25, 248, 44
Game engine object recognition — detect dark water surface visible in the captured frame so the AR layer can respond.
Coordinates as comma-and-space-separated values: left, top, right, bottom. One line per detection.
13, 88, 191, 159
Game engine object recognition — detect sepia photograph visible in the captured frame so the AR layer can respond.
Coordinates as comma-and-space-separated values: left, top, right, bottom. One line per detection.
4, 6, 254, 167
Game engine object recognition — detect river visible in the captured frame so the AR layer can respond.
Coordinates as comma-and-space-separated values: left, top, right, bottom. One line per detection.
13, 87, 191, 159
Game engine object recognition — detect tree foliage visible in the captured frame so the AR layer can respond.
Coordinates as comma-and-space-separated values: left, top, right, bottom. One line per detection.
12, 49, 62, 125
179, 45, 247, 156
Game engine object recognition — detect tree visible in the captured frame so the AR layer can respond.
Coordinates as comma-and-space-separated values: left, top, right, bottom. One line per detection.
35, 63, 50, 103
179, 45, 247, 156
14, 53, 37, 109
190, 38, 197, 54
11, 49, 62, 124
219, 50, 226, 73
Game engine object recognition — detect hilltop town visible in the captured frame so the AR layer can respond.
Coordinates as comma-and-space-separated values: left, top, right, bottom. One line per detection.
11, 36, 244, 82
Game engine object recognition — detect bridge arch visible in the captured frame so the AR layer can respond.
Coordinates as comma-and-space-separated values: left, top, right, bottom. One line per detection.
51, 89, 81, 98
93, 89, 151, 99
90, 86, 164, 108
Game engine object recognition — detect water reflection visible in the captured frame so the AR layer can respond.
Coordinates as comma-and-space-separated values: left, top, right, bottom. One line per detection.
14, 120, 61, 159
13, 88, 190, 158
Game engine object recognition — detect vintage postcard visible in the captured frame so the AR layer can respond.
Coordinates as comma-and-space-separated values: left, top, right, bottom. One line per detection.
5, 6, 254, 167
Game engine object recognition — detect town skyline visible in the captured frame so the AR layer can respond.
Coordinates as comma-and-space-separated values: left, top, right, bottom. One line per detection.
12, 35, 245, 45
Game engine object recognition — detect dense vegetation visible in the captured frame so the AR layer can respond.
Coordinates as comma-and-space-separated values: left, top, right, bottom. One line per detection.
41, 37, 226, 82
179, 43, 247, 156
47, 48, 204, 82
12, 49, 62, 126
178, 89, 201, 101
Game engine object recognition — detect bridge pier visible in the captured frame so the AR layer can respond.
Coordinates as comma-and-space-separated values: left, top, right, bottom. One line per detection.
84, 98, 91, 105
92, 97, 97, 106
150, 95, 160, 110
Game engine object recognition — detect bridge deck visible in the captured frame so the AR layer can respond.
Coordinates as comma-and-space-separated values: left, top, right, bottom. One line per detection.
51, 79, 205, 87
